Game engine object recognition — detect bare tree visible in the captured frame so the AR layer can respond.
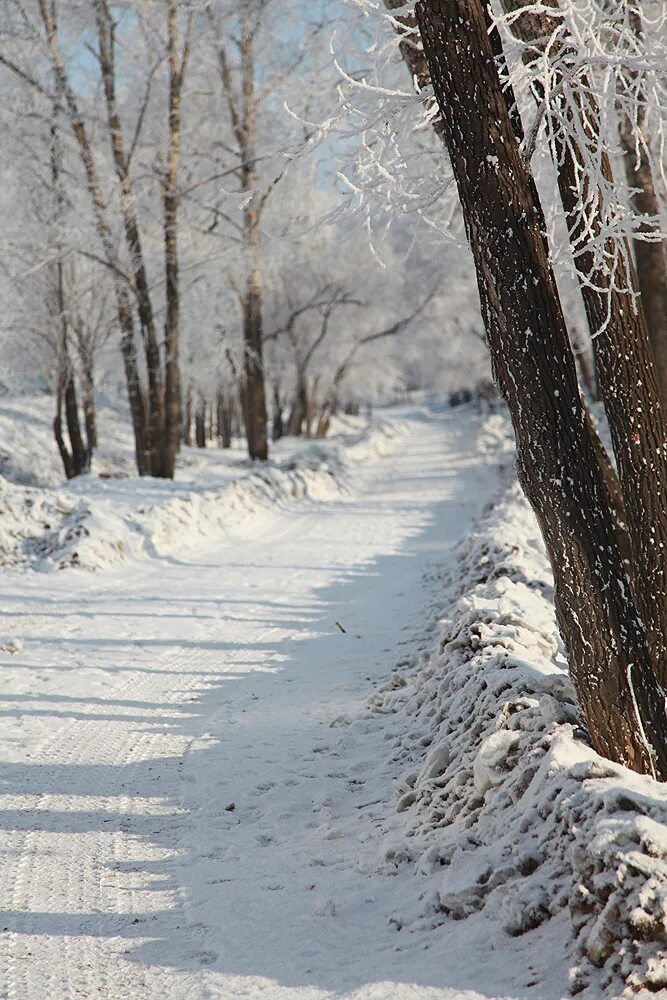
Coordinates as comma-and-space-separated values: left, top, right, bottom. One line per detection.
208, 3, 271, 460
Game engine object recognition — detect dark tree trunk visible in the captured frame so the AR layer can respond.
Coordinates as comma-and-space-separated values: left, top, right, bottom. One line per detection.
416, 0, 667, 779
195, 400, 206, 449
221, 400, 233, 449
242, 245, 268, 459
499, 0, 667, 687
53, 369, 88, 480
54, 379, 73, 481
385, 0, 632, 604
287, 374, 307, 437
272, 384, 284, 442
239, 22, 268, 461
617, 7, 667, 411
305, 376, 319, 438
79, 353, 98, 452
183, 384, 193, 446
216, 391, 233, 448
64, 375, 89, 474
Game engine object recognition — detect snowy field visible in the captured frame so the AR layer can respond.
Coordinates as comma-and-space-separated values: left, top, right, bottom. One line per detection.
0, 402, 665, 1000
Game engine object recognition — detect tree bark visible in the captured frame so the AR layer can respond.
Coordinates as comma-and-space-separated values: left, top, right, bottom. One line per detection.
384, 0, 631, 589
79, 352, 97, 453
498, 0, 667, 687
49, 37, 88, 479
183, 384, 193, 446
287, 372, 308, 437
416, 0, 667, 779
95, 0, 165, 476
212, 12, 269, 459
272, 384, 284, 441
195, 400, 206, 449
162, 2, 190, 477
617, 6, 667, 410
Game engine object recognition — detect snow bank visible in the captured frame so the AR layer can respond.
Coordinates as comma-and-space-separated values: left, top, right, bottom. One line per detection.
373, 416, 667, 997
0, 416, 404, 571
0, 394, 138, 487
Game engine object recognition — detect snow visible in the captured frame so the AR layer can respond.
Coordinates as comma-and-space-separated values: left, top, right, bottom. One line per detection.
0, 395, 402, 571
0, 403, 665, 999
375, 415, 667, 998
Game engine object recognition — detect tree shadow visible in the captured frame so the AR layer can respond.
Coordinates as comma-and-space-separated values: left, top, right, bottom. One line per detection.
0, 417, 569, 998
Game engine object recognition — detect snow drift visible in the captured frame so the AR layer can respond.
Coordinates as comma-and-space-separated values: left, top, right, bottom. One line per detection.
373, 415, 667, 996
0, 416, 404, 571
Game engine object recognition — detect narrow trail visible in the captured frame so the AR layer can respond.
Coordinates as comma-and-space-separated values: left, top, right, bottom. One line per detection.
0, 409, 546, 1000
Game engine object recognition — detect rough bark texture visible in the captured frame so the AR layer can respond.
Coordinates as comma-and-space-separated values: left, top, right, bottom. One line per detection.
617, 7, 667, 411
498, 0, 667, 687
416, 0, 667, 779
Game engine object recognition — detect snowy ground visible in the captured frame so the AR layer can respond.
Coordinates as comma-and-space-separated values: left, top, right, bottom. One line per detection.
1, 404, 661, 999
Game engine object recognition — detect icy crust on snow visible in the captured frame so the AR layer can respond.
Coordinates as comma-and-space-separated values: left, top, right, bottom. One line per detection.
0, 418, 403, 571
370, 435, 667, 995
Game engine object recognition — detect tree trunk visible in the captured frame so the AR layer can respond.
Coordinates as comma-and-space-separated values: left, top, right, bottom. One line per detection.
306, 376, 319, 438
216, 390, 230, 448
239, 23, 268, 461
54, 377, 73, 481
195, 400, 206, 449
272, 384, 284, 441
183, 384, 193, 446
385, 0, 632, 604
242, 235, 268, 459
95, 0, 166, 476
220, 397, 232, 449
416, 0, 667, 779
617, 6, 667, 410
38, 1, 149, 475
64, 375, 89, 474
287, 373, 307, 437
80, 357, 98, 453
163, 1, 189, 478
50, 61, 89, 480
498, 0, 667, 687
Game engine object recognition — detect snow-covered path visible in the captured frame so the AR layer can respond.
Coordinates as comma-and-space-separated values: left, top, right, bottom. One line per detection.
0, 410, 564, 1000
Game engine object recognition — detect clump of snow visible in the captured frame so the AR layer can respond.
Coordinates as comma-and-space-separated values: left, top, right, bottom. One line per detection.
0, 413, 404, 571
370, 416, 667, 996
